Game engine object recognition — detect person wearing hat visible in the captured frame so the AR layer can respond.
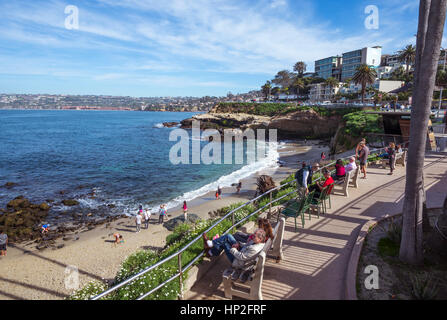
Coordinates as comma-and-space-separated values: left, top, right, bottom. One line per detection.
295, 162, 320, 195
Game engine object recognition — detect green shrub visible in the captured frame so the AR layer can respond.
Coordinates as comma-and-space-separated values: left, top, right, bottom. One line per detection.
66, 281, 109, 300
411, 273, 439, 300
377, 237, 400, 257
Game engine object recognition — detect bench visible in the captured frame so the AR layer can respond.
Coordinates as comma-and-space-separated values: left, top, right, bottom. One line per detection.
222, 217, 286, 300
381, 151, 407, 169
332, 167, 359, 197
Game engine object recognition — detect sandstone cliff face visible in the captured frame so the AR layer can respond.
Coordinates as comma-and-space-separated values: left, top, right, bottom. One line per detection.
181, 108, 343, 139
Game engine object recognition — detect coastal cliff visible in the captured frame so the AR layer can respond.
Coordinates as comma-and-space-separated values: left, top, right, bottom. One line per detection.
181, 103, 356, 140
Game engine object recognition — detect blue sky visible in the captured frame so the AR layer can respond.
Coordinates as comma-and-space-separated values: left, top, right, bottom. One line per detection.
0, 0, 442, 97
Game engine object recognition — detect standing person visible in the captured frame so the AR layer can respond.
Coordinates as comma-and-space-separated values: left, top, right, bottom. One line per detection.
321, 152, 326, 161
135, 211, 142, 233
183, 201, 188, 221
144, 209, 151, 229
355, 138, 367, 159
158, 205, 167, 224
217, 186, 222, 200
387, 142, 396, 175
0, 230, 8, 256
358, 142, 370, 179
295, 162, 320, 195
236, 181, 242, 194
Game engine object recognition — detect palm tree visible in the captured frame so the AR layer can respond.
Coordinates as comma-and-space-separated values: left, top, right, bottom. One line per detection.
293, 61, 307, 77
325, 77, 339, 88
352, 64, 378, 103
261, 81, 272, 101
398, 44, 416, 75
291, 77, 305, 101
399, 0, 447, 266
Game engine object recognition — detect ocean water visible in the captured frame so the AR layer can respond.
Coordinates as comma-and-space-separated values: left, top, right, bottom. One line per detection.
0, 110, 279, 220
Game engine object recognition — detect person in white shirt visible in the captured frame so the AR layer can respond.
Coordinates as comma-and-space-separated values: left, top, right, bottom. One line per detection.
344, 157, 357, 174
144, 209, 151, 229
135, 211, 142, 233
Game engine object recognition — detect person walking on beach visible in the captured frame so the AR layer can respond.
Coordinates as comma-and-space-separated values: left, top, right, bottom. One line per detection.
358, 142, 370, 179
236, 181, 242, 194
135, 211, 142, 233
0, 230, 8, 256
159, 205, 167, 224
320, 152, 326, 161
217, 186, 222, 200
144, 209, 151, 229
183, 201, 188, 221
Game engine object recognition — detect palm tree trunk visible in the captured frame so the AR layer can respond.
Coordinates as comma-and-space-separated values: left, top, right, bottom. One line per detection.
399, 0, 447, 265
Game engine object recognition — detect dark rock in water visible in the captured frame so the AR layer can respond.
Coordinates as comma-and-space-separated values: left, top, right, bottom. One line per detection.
7, 196, 31, 209
62, 199, 79, 206
46, 199, 55, 203
107, 204, 116, 209
163, 214, 201, 231
39, 203, 50, 211
4, 182, 17, 188
163, 122, 180, 128
59, 190, 66, 195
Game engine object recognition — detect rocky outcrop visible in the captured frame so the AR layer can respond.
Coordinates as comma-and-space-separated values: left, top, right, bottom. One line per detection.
163, 122, 180, 128
181, 109, 343, 139
1, 196, 50, 242
62, 199, 79, 206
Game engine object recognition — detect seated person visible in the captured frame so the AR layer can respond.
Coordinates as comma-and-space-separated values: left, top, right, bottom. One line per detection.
309, 169, 334, 199
203, 229, 266, 269
41, 224, 50, 234
395, 144, 403, 153
344, 157, 357, 173
233, 218, 274, 245
332, 159, 346, 181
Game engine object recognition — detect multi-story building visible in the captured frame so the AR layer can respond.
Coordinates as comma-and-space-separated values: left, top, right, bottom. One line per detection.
309, 82, 342, 102
314, 56, 342, 80
341, 46, 382, 81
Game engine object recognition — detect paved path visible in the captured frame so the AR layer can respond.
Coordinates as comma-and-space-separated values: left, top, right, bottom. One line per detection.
185, 153, 447, 300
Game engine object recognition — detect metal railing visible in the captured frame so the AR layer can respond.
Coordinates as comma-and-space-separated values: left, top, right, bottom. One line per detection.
91, 145, 396, 301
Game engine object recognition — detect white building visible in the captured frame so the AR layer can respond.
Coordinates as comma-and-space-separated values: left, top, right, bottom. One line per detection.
309, 83, 342, 102
341, 46, 382, 81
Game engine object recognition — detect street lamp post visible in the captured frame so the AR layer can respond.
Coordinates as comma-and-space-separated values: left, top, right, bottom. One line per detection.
438, 47, 446, 118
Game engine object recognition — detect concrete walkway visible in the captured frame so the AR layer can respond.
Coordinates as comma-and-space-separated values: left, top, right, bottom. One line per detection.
185, 153, 447, 300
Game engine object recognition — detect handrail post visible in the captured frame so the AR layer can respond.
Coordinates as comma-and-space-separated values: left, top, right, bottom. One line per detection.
232, 211, 235, 234
269, 192, 272, 215
178, 253, 184, 300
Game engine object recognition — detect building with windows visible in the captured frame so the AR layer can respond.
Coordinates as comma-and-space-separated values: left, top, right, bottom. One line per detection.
314, 56, 342, 80
309, 82, 342, 102
341, 46, 382, 81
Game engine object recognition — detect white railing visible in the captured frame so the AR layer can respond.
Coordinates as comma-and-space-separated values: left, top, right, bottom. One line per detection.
91, 145, 395, 300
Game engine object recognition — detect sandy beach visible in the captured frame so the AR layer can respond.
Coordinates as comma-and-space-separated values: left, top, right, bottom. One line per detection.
0, 140, 329, 300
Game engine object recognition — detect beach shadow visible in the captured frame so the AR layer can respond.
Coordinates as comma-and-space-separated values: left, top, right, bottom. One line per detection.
0, 276, 66, 298
104, 240, 115, 243
140, 245, 163, 252
0, 289, 26, 300
115, 228, 134, 233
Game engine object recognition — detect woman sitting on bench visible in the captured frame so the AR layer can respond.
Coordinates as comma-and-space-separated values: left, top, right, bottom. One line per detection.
203, 229, 266, 269
233, 218, 274, 245
332, 159, 346, 181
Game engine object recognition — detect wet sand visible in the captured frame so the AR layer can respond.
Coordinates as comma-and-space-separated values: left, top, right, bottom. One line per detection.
0, 140, 329, 300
